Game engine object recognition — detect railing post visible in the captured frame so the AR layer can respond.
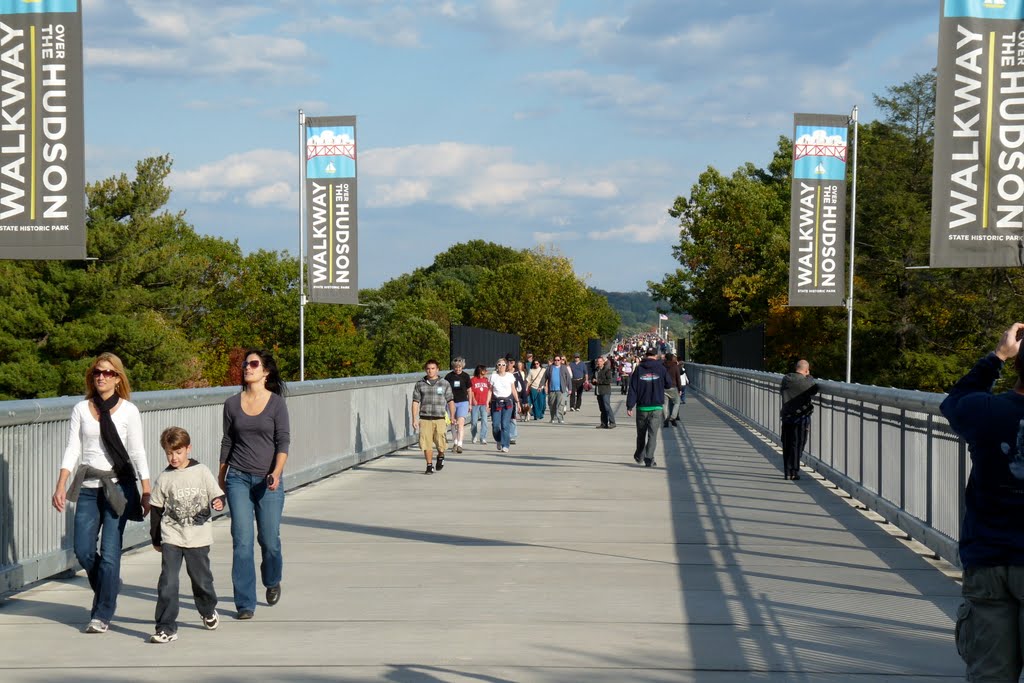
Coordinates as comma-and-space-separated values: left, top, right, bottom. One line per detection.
926, 414, 934, 526
900, 408, 907, 511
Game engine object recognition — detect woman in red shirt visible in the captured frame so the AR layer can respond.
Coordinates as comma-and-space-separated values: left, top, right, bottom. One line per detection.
468, 365, 491, 445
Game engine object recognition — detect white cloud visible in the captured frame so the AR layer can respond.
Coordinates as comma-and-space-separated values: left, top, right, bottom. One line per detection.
368, 180, 432, 209
533, 230, 582, 243
171, 150, 297, 211
362, 142, 618, 211
588, 209, 678, 245
85, 1, 309, 81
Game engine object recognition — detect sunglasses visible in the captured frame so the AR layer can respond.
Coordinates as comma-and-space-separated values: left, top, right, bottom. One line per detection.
496, 363, 507, 367
242, 360, 262, 369
92, 369, 118, 379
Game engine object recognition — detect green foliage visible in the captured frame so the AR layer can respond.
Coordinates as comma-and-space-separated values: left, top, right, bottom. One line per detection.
468, 249, 619, 358
0, 161, 610, 398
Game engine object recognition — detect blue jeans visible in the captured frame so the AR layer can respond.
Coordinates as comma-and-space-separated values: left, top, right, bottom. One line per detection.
226, 469, 285, 613
491, 402, 514, 448
73, 481, 137, 622
597, 392, 615, 427
470, 405, 489, 441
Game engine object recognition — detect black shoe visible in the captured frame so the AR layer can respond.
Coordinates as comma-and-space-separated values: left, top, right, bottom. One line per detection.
792, 471, 801, 480
608, 423, 616, 429
596, 424, 606, 429
425, 464, 434, 475
236, 609, 254, 620
455, 445, 463, 454
644, 459, 656, 468
633, 453, 642, 464
663, 422, 670, 428
436, 455, 444, 471
266, 585, 281, 606
672, 419, 679, 426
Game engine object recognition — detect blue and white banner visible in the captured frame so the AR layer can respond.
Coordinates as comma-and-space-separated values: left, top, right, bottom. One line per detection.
788, 113, 849, 307
932, 0, 1024, 266
0, 0, 84, 260
304, 115, 358, 304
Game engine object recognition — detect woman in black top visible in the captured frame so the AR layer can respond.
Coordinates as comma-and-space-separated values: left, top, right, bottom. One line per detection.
218, 349, 290, 620
444, 357, 471, 454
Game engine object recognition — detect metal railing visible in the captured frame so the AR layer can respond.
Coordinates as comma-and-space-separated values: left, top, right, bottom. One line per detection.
0, 373, 419, 593
688, 363, 964, 567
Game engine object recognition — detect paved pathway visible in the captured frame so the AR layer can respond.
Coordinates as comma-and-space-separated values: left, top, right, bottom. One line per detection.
0, 393, 963, 681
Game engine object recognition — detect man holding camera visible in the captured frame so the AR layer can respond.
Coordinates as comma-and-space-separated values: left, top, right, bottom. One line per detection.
941, 322, 1024, 681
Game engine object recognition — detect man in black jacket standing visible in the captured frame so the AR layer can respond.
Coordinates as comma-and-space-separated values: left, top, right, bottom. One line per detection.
779, 359, 818, 480
626, 348, 673, 467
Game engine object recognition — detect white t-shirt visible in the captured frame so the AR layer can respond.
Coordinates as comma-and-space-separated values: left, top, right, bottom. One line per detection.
489, 372, 517, 399
61, 400, 150, 487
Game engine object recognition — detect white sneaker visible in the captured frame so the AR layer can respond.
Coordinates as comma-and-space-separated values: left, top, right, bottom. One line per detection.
501, 447, 509, 453
202, 611, 219, 630
84, 619, 108, 634
149, 630, 178, 643
481, 440, 487, 445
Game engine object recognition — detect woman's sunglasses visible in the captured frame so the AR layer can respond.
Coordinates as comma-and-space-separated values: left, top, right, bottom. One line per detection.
92, 369, 118, 379
242, 360, 262, 369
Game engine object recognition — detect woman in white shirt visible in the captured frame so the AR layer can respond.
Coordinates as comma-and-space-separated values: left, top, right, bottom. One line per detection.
51, 353, 151, 634
489, 359, 520, 453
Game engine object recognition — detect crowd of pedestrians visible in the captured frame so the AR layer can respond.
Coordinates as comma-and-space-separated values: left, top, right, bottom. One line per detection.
46, 336, 696, 640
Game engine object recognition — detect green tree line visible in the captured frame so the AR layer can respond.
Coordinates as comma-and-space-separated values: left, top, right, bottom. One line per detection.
650, 72, 1016, 392
0, 158, 619, 400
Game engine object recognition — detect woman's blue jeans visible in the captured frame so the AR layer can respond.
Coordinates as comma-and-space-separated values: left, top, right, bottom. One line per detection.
73, 481, 137, 622
491, 403, 513, 448
470, 404, 488, 441
226, 469, 285, 613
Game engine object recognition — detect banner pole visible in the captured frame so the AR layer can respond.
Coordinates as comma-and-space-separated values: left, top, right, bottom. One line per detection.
845, 105, 859, 383
298, 109, 306, 382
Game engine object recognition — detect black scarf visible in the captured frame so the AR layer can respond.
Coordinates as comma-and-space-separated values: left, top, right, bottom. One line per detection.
93, 393, 137, 482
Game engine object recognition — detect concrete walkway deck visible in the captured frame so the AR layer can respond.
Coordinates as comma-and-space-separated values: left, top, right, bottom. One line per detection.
0, 393, 963, 682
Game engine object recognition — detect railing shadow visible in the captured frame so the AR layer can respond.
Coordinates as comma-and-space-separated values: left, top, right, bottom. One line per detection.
656, 394, 961, 676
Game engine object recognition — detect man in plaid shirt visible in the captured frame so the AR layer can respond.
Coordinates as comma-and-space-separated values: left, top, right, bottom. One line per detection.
412, 359, 455, 475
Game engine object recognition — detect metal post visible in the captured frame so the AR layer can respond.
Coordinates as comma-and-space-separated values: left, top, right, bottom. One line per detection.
298, 110, 307, 382
845, 106, 859, 383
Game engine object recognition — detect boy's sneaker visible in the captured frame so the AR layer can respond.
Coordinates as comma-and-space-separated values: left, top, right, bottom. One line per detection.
435, 454, 445, 471
454, 444, 463, 454
149, 630, 178, 644
84, 619, 108, 634
481, 439, 487, 445
425, 464, 434, 475
501, 447, 509, 453
202, 611, 219, 630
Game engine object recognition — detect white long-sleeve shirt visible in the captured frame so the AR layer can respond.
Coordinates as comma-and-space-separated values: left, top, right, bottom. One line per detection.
61, 400, 149, 488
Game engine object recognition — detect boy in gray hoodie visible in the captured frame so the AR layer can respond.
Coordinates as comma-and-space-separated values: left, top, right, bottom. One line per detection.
149, 426, 225, 643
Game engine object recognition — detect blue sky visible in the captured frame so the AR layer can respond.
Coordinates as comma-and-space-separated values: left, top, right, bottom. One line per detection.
80, 0, 938, 293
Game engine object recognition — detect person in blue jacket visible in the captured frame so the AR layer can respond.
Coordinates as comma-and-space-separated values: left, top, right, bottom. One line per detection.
941, 322, 1024, 681
626, 347, 673, 467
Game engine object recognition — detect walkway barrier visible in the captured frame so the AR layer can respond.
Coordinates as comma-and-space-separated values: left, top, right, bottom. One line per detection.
688, 363, 963, 567
0, 373, 418, 593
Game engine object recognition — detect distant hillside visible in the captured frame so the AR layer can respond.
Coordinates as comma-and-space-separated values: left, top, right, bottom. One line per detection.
591, 289, 691, 337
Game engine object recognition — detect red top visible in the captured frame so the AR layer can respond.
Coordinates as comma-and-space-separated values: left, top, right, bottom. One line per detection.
470, 377, 491, 405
